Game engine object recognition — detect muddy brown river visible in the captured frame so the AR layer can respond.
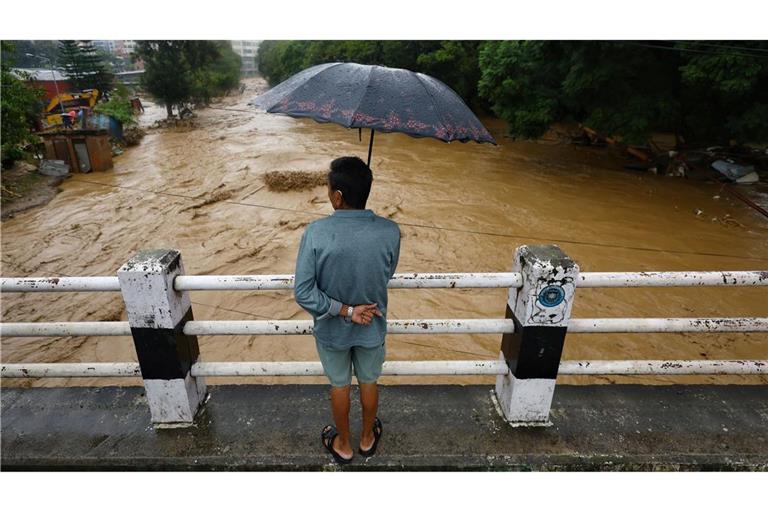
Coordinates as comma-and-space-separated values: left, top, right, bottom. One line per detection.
2, 77, 767, 387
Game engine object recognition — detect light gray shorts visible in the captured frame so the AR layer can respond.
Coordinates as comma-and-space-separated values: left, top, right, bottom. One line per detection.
315, 340, 386, 387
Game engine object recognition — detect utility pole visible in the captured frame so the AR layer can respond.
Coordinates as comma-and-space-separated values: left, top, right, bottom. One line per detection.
27, 53, 66, 116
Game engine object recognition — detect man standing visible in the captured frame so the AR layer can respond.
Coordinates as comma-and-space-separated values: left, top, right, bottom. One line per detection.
294, 156, 400, 464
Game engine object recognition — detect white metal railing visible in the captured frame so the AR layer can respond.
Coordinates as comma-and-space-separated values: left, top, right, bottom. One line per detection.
2, 360, 765, 378
2, 317, 767, 337
2, 270, 767, 293
1, 269, 767, 381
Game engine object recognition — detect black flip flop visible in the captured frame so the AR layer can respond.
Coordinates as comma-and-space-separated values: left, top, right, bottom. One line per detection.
358, 417, 383, 458
321, 425, 353, 465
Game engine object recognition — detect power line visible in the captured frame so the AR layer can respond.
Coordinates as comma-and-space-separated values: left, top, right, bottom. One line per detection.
620, 41, 768, 60
669, 41, 768, 55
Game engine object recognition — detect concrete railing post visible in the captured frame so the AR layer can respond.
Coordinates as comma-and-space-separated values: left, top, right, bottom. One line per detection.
495, 245, 579, 426
118, 249, 206, 428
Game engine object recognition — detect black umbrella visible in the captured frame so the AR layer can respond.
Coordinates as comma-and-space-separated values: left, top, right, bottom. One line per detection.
249, 62, 496, 167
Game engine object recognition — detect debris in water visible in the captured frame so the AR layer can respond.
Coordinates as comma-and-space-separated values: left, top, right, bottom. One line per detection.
123, 126, 146, 146
179, 189, 234, 212
711, 214, 747, 229
264, 171, 327, 192
151, 118, 198, 132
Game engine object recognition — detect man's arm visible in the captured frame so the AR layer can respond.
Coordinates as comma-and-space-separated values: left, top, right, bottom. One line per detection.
389, 225, 401, 279
294, 228, 342, 320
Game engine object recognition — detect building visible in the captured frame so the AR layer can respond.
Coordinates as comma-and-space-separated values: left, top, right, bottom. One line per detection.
122, 40, 137, 55
93, 40, 116, 54
12, 68, 71, 102
230, 40, 261, 76
112, 40, 136, 57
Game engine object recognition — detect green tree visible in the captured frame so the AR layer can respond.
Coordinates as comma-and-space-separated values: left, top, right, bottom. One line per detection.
478, 41, 681, 144
1, 42, 44, 168
187, 41, 241, 105
58, 40, 85, 83
677, 41, 768, 144
417, 41, 482, 108
78, 41, 115, 94
478, 41, 768, 145
134, 41, 192, 118
257, 40, 768, 145
58, 40, 114, 94
258, 41, 311, 84
135, 41, 242, 117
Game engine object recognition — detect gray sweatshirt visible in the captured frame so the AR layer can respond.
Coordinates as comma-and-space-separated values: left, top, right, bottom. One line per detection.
294, 209, 401, 349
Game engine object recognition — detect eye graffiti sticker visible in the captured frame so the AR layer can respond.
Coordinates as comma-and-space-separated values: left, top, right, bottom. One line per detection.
538, 285, 565, 307
529, 279, 575, 325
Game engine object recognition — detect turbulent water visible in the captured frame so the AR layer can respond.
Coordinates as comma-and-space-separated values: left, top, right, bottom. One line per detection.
2, 76, 767, 387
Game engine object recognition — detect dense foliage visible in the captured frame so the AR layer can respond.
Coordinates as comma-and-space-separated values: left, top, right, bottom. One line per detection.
1, 42, 44, 168
188, 41, 242, 105
677, 41, 768, 144
478, 41, 768, 145
94, 84, 136, 124
58, 40, 114, 94
258, 40, 768, 146
134, 41, 241, 118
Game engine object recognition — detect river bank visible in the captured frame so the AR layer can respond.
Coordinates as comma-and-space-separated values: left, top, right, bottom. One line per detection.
1, 161, 66, 221
1, 76, 766, 388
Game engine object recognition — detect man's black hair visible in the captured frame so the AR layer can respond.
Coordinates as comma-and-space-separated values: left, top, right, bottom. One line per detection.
328, 156, 373, 209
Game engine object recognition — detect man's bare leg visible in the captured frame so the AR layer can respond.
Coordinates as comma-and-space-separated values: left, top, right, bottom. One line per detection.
359, 382, 379, 451
330, 385, 354, 458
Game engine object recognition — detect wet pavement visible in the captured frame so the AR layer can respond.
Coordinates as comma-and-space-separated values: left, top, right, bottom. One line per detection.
3, 384, 767, 470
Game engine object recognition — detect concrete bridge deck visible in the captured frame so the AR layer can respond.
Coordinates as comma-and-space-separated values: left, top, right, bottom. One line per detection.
2, 384, 766, 471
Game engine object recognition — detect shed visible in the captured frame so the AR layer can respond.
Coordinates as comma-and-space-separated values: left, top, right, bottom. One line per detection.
40, 130, 113, 173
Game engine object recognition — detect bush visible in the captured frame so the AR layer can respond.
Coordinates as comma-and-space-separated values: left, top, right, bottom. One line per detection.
1, 42, 43, 168
95, 84, 135, 124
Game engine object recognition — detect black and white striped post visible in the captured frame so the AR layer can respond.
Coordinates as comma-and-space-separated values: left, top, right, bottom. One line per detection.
495, 245, 579, 426
118, 249, 206, 428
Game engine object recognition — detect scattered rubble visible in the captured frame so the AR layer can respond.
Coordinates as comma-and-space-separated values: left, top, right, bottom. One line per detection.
122, 126, 146, 146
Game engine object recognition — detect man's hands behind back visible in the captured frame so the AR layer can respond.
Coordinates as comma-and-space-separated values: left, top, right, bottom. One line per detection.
351, 303, 383, 325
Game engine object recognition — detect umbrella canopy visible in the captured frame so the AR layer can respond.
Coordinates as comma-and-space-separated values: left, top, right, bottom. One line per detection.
249, 62, 496, 166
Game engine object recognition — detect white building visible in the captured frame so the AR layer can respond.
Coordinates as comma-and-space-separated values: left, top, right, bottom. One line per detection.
122, 40, 137, 54
230, 40, 261, 76
93, 40, 116, 54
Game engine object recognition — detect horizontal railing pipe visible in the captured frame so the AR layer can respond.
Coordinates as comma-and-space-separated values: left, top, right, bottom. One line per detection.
567, 317, 768, 333
4, 271, 766, 293
2, 317, 767, 338
1, 362, 141, 378
577, 271, 768, 288
3, 360, 765, 378
174, 272, 524, 290
0, 276, 121, 292
558, 360, 768, 375
0, 322, 132, 337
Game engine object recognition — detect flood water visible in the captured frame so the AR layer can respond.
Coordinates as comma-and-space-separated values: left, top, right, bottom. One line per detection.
2, 76, 767, 387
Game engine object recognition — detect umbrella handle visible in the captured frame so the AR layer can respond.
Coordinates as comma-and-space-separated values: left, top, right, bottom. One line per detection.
367, 129, 375, 168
